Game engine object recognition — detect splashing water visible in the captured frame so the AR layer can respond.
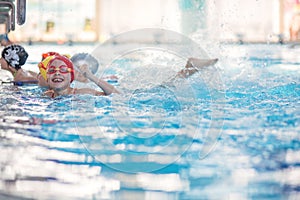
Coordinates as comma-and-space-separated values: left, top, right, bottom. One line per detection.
0, 43, 299, 199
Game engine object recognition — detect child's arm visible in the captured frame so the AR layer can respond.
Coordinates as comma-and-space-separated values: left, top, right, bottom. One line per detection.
78, 64, 120, 95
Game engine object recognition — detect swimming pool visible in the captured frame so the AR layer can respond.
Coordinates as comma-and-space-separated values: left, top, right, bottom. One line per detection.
0, 43, 299, 199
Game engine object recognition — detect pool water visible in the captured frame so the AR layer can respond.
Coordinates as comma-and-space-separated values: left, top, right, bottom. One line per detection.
0, 43, 299, 200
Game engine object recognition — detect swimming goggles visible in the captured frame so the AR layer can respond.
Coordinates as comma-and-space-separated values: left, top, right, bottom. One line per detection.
47, 65, 73, 74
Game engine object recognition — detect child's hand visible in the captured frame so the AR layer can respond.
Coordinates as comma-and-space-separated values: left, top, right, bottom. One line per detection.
78, 64, 92, 77
44, 89, 55, 97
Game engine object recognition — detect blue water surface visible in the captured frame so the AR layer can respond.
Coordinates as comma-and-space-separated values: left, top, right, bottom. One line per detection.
0, 43, 299, 200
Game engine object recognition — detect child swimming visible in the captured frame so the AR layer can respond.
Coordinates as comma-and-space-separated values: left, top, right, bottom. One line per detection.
43, 54, 119, 98
0, 44, 38, 84
38, 52, 118, 87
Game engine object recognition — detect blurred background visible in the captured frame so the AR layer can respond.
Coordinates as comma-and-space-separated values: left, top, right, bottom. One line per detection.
2, 0, 300, 44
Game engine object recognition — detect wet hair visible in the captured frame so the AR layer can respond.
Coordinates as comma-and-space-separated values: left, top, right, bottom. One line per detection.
1, 44, 28, 70
70, 53, 99, 74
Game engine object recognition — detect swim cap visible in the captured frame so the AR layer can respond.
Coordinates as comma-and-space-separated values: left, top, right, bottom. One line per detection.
41, 52, 71, 61
47, 55, 75, 83
38, 52, 72, 81
1, 44, 28, 70
71, 53, 99, 74
38, 55, 55, 81
41, 52, 60, 61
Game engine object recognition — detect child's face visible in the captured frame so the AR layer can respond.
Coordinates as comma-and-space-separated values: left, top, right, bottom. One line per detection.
46, 59, 72, 90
